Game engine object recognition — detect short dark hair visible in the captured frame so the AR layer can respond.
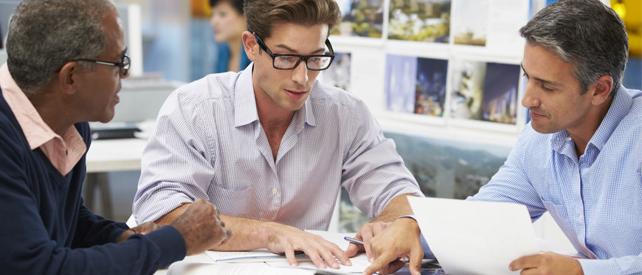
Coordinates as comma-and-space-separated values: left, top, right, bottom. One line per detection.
244, 0, 340, 40
210, 0, 244, 15
6, 0, 115, 93
520, 0, 628, 95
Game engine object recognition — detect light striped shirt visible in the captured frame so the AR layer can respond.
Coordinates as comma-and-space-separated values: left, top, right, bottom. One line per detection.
470, 86, 642, 275
133, 64, 422, 230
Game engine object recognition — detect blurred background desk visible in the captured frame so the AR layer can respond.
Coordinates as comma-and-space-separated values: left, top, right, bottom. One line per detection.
85, 138, 148, 218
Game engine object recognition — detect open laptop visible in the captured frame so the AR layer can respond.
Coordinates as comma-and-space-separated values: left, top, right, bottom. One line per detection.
409, 197, 540, 275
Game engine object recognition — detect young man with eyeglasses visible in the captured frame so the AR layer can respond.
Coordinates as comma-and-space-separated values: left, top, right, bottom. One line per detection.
133, 0, 423, 271
0, 0, 230, 274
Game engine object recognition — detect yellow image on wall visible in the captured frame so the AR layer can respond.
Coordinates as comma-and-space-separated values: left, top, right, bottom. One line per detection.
612, 0, 641, 57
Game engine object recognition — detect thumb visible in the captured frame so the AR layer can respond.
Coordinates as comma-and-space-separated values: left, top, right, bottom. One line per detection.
408, 245, 423, 275
345, 243, 361, 258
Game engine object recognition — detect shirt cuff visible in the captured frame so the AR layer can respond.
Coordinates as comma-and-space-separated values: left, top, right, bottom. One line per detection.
578, 258, 620, 275
144, 225, 187, 268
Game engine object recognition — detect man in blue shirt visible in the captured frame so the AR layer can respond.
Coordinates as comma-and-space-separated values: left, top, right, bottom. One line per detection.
356, 1, 642, 274
0, 0, 228, 274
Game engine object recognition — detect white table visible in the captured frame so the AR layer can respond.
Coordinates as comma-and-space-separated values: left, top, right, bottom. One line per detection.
84, 138, 148, 217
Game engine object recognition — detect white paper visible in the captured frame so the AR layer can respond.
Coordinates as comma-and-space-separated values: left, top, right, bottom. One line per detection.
409, 197, 540, 275
203, 231, 371, 273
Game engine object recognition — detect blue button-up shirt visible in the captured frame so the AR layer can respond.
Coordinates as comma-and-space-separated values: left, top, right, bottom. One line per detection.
133, 64, 422, 230
471, 86, 642, 274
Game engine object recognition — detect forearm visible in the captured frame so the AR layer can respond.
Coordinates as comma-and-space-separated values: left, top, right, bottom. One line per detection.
156, 204, 270, 251
371, 194, 416, 223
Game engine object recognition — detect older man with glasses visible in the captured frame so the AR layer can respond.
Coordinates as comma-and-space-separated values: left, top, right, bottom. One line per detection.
0, 0, 231, 274
133, 0, 423, 272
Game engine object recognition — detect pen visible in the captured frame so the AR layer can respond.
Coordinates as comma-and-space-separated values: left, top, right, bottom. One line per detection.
343, 236, 364, 246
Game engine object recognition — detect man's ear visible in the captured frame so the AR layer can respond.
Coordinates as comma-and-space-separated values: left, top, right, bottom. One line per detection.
57, 61, 79, 96
590, 75, 614, 106
242, 31, 259, 62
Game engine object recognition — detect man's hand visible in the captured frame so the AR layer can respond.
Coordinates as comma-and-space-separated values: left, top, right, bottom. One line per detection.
509, 252, 584, 275
171, 199, 230, 255
261, 222, 351, 269
363, 218, 423, 275
116, 221, 162, 243
345, 221, 389, 260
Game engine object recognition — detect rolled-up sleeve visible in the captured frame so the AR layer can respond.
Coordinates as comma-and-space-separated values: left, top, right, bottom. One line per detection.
133, 91, 216, 223
340, 100, 423, 218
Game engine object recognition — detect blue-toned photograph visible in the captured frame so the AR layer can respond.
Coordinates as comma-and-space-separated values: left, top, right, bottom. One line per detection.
385, 54, 417, 113
415, 58, 448, 116
481, 63, 521, 124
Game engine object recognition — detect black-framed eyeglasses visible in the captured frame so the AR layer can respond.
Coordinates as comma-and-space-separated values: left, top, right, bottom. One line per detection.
72, 54, 130, 76
254, 33, 334, 71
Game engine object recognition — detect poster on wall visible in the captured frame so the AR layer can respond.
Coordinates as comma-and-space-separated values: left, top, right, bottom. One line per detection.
388, 0, 451, 43
338, 131, 511, 233
415, 58, 448, 116
449, 60, 520, 124
321, 52, 352, 92
452, 0, 489, 46
385, 55, 417, 113
481, 63, 521, 124
332, 0, 385, 38
385, 54, 448, 117
449, 60, 486, 120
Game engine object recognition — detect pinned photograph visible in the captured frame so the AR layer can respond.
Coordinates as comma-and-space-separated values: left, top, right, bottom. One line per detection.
449, 60, 485, 120
332, 0, 385, 38
388, 0, 451, 43
452, 0, 489, 46
385, 54, 417, 113
415, 58, 448, 116
481, 63, 521, 124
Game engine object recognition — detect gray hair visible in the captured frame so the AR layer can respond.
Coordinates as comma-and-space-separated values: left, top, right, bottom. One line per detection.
520, 0, 628, 95
6, 0, 116, 94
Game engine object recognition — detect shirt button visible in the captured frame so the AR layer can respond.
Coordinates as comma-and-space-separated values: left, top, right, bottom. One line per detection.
272, 188, 278, 195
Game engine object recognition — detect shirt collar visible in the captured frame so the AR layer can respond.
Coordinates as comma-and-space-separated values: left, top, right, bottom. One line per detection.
0, 63, 57, 149
233, 63, 317, 128
588, 85, 632, 151
550, 85, 633, 154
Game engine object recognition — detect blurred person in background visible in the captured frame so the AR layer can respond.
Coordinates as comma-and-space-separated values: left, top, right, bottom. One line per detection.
210, 0, 250, 72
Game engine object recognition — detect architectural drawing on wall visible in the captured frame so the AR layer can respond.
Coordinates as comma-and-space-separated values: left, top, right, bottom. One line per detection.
338, 131, 511, 233
388, 0, 451, 43
452, 0, 489, 46
448, 59, 521, 125
481, 63, 521, 124
415, 58, 448, 116
322, 52, 352, 91
449, 60, 486, 120
385, 54, 417, 113
332, 0, 385, 38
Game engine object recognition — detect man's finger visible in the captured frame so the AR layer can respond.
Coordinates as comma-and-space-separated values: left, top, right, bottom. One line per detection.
323, 241, 351, 266
509, 255, 541, 271
302, 246, 326, 269
284, 243, 297, 266
314, 242, 340, 269
364, 251, 396, 275
408, 244, 423, 275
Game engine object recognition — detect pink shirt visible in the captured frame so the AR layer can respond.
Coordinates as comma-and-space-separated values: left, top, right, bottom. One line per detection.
0, 64, 86, 175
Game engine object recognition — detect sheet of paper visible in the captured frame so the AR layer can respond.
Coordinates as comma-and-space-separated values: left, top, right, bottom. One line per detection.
204, 231, 371, 273
265, 253, 370, 274
409, 197, 540, 275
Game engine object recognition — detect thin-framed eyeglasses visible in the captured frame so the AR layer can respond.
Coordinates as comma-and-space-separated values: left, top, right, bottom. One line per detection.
254, 33, 334, 71
72, 54, 130, 76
